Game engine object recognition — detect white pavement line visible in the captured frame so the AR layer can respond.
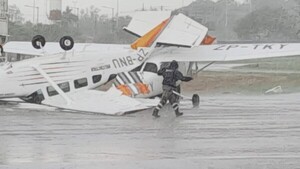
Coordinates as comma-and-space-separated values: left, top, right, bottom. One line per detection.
196, 155, 300, 160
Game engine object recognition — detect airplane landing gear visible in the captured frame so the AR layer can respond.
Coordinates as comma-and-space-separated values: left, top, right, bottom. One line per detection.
32, 35, 46, 49
172, 90, 200, 108
59, 36, 74, 51
192, 94, 200, 108
0, 45, 3, 55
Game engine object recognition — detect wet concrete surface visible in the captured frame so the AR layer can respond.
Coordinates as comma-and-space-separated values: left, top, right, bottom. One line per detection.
1, 94, 300, 169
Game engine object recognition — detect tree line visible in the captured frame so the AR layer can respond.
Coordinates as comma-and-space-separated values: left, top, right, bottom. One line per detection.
8, 0, 300, 43
8, 5, 135, 44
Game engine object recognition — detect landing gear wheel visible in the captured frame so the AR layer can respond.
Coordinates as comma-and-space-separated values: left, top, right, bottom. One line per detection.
0, 45, 3, 55
32, 35, 46, 49
192, 94, 200, 108
59, 36, 74, 51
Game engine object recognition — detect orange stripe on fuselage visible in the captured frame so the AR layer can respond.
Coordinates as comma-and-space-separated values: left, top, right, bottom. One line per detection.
201, 35, 216, 45
131, 18, 170, 50
135, 83, 150, 95
116, 83, 151, 96
116, 85, 132, 96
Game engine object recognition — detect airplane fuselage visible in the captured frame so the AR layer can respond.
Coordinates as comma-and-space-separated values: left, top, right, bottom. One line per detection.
0, 45, 150, 102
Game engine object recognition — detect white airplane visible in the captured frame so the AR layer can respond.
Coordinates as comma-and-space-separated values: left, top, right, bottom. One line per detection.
1, 12, 300, 115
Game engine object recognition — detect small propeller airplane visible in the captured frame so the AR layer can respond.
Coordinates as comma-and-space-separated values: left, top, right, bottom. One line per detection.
1, 11, 300, 115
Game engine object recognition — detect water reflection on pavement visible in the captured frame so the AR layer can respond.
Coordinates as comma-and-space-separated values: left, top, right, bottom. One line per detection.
1, 94, 300, 169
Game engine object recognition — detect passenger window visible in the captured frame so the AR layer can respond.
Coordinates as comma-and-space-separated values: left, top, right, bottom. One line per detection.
144, 63, 158, 73
59, 82, 70, 92
74, 78, 88, 89
92, 75, 102, 83
47, 82, 70, 96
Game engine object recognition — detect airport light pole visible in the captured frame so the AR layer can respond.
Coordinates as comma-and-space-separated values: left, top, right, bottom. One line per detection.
101, 6, 115, 33
116, 0, 119, 29
25, 5, 39, 24
69, 6, 79, 27
101, 6, 114, 19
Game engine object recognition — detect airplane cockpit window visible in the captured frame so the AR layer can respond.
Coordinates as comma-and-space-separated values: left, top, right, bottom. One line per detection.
74, 78, 88, 89
92, 75, 102, 83
47, 82, 70, 96
143, 62, 158, 73
22, 89, 45, 104
131, 63, 143, 71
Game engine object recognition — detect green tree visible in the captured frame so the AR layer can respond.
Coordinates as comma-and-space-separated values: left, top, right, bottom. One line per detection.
8, 4, 24, 23
234, 7, 299, 41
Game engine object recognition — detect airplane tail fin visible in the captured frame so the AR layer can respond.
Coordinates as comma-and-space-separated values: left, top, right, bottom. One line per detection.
128, 13, 209, 49
131, 18, 170, 49
201, 35, 216, 45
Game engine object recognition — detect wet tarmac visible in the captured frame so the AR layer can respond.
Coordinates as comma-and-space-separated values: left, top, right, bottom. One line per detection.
1, 94, 300, 169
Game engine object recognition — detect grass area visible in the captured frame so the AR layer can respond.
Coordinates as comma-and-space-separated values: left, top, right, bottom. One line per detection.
231, 56, 300, 71
183, 57, 300, 95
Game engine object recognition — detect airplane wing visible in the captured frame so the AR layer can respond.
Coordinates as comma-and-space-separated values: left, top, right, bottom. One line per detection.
131, 13, 208, 49
3, 42, 63, 56
29, 64, 157, 115
152, 43, 300, 62
155, 14, 208, 47
42, 87, 159, 115
3, 41, 131, 56
123, 11, 171, 37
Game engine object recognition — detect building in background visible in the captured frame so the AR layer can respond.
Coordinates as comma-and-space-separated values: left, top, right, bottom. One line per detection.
48, 0, 62, 22
0, 0, 8, 44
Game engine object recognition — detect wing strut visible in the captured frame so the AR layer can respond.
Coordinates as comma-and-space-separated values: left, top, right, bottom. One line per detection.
31, 65, 72, 105
195, 61, 215, 74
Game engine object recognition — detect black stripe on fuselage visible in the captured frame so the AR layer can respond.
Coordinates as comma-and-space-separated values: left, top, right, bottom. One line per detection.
118, 72, 131, 84
129, 72, 142, 83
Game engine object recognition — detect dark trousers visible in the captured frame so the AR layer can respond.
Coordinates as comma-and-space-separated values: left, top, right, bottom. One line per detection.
154, 85, 179, 113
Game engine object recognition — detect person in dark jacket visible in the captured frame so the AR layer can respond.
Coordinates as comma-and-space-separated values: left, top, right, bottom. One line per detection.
152, 60, 193, 117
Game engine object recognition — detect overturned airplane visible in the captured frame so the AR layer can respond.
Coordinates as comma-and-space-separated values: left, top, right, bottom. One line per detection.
2, 12, 300, 115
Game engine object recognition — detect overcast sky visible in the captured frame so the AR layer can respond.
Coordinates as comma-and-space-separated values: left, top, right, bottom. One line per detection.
8, 0, 194, 23
8, 0, 246, 23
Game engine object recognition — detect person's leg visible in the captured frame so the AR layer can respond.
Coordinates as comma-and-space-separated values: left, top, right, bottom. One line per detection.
170, 93, 183, 117
152, 91, 168, 117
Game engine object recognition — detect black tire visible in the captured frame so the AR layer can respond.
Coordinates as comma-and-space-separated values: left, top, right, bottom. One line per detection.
32, 35, 46, 49
59, 36, 74, 51
0, 45, 3, 54
192, 94, 200, 108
